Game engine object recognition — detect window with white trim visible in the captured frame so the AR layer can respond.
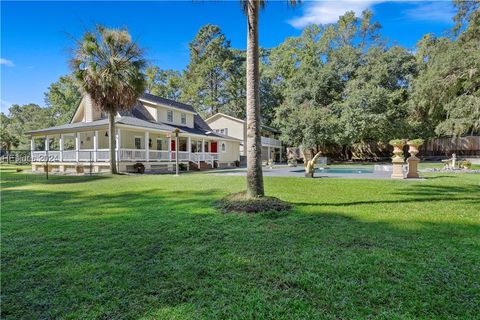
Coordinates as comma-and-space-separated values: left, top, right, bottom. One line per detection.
221, 142, 226, 153
167, 110, 173, 122
181, 113, 186, 125
134, 137, 142, 149
214, 128, 228, 135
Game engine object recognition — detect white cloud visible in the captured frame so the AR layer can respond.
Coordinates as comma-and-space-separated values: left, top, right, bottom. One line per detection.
403, 1, 455, 23
288, 1, 456, 29
0, 58, 15, 67
1, 99, 13, 111
288, 0, 380, 29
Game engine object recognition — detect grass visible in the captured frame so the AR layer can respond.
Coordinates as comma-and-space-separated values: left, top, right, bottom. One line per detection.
1, 164, 479, 319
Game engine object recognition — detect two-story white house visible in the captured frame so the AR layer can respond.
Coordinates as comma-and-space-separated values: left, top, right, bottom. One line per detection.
205, 113, 283, 162
28, 93, 240, 173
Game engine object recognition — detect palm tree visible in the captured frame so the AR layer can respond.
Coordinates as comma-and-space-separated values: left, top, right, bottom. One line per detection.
71, 25, 146, 174
242, 0, 299, 198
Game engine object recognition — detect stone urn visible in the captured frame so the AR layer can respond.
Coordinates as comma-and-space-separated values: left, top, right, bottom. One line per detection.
407, 139, 423, 158
389, 139, 406, 179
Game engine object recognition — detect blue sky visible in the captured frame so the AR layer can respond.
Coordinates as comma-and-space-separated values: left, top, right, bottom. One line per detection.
1, 0, 456, 112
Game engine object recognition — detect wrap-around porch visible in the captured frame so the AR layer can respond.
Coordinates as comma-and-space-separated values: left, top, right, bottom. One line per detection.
30, 127, 221, 171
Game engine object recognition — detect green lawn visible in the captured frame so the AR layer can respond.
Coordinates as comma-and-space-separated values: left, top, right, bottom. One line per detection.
1, 165, 479, 319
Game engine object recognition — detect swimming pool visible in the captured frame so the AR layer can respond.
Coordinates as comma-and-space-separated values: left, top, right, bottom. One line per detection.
293, 167, 374, 174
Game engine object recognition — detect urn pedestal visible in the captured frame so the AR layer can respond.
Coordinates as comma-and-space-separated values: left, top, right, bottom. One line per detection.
407, 157, 420, 178
390, 142, 406, 179
391, 157, 405, 179
406, 144, 420, 179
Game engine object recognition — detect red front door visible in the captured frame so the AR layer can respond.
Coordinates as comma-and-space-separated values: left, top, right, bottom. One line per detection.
171, 139, 176, 151
211, 142, 218, 153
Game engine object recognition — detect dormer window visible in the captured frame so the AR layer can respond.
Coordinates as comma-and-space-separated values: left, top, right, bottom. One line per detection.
167, 110, 173, 122
181, 113, 186, 125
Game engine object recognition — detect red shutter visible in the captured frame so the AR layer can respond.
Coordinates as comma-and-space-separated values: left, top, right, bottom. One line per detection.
211, 142, 218, 153
171, 139, 176, 151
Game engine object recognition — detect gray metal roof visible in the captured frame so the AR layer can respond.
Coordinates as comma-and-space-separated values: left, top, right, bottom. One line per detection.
140, 93, 196, 113
27, 119, 110, 135
27, 116, 240, 141
28, 93, 240, 141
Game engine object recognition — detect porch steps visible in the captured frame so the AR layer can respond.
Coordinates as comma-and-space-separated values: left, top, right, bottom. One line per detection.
189, 161, 214, 171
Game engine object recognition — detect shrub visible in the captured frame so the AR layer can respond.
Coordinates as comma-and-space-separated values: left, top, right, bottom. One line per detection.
179, 163, 187, 171
16, 168, 23, 172
234, 160, 240, 167
408, 138, 425, 146
389, 139, 406, 146
133, 162, 145, 174
287, 158, 297, 167
458, 160, 472, 169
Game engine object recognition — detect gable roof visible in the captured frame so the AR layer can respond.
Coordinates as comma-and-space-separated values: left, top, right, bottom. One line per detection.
69, 93, 198, 124
205, 112, 281, 134
205, 112, 245, 124
139, 93, 196, 114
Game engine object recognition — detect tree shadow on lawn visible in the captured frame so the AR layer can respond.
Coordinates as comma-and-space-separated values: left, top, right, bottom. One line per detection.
0, 171, 112, 189
291, 183, 480, 207
1, 185, 480, 319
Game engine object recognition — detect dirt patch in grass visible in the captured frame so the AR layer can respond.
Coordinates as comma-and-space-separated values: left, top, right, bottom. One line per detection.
216, 191, 292, 214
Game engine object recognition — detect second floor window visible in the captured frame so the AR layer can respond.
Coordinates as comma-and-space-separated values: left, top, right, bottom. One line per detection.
181, 113, 186, 125
215, 128, 228, 135
167, 110, 173, 122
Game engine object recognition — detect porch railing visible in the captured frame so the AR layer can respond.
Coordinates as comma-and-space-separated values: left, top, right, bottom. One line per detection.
30, 149, 219, 164
261, 136, 282, 147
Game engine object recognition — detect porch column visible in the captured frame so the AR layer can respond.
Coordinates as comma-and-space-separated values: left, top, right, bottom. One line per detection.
30, 137, 35, 162
168, 135, 172, 161
59, 134, 64, 162
116, 129, 121, 162
268, 146, 271, 161
93, 131, 98, 162
45, 136, 50, 151
201, 138, 205, 161
145, 131, 150, 162
187, 136, 191, 160
75, 133, 80, 162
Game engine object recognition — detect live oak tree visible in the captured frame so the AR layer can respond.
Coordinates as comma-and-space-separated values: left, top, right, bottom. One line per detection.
1, 104, 53, 149
409, 1, 480, 137
71, 25, 146, 174
44, 74, 82, 126
0, 125, 19, 163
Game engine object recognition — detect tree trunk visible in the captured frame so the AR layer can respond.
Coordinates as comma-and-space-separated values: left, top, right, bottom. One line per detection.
7, 145, 10, 164
109, 111, 118, 174
245, 0, 264, 198
303, 149, 323, 178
